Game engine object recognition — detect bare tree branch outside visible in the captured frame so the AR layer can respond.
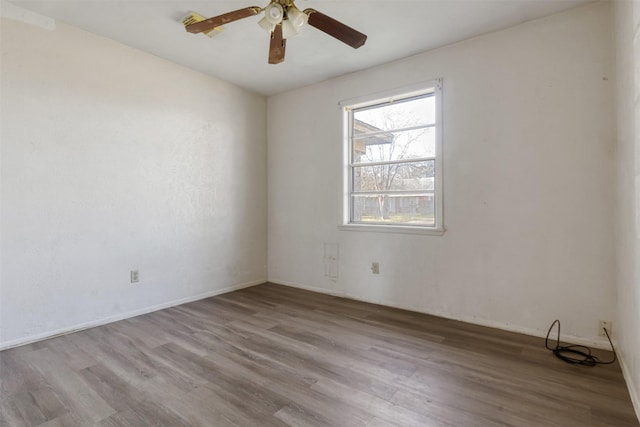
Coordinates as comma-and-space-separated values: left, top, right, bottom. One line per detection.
350, 94, 436, 226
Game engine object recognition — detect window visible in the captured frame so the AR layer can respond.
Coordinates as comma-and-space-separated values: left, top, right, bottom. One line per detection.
341, 80, 443, 234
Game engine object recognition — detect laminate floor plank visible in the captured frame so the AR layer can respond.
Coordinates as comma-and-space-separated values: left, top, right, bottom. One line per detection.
273, 404, 337, 427
35, 413, 82, 427
21, 348, 116, 424
193, 340, 377, 426
389, 387, 524, 427
110, 398, 189, 427
41, 336, 98, 372
2, 391, 48, 426
0, 350, 47, 398
408, 368, 593, 427
73, 330, 156, 387
77, 364, 149, 413
310, 377, 433, 427
229, 321, 400, 401
136, 376, 255, 427
26, 387, 68, 423
1, 283, 637, 427
113, 317, 170, 349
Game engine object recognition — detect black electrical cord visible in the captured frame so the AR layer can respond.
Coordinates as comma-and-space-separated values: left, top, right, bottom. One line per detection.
545, 319, 616, 366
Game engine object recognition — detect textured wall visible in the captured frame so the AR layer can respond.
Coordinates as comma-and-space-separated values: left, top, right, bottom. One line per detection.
0, 18, 267, 347
614, 0, 640, 418
268, 2, 615, 346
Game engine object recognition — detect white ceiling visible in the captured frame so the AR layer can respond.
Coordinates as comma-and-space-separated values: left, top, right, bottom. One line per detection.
7, 0, 592, 96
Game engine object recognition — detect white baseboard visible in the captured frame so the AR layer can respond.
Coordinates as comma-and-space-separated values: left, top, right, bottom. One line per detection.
617, 350, 640, 422
269, 279, 346, 297
0, 279, 265, 351
268, 279, 614, 350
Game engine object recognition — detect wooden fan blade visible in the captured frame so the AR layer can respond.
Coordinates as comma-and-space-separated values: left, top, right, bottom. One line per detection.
268, 24, 286, 64
304, 9, 367, 49
186, 6, 260, 34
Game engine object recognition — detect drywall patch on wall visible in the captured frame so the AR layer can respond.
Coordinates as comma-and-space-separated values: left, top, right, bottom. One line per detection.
0, 17, 267, 346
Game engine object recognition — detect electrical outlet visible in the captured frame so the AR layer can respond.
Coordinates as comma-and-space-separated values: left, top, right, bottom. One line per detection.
599, 320, 612, 337
130, 270, 139, 284
371, 262, 379, 274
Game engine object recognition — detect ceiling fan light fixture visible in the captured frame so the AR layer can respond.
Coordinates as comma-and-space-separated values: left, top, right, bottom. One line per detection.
286, 6, 308, 30
281, 19, 299, 39
264, 3, 284, 25
258, 16, 275, 33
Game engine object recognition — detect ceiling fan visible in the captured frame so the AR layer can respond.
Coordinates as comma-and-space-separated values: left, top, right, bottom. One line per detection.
183, 0, 367, 64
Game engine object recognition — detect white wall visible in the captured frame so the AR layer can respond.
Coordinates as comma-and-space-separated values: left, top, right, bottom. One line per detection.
0, 18, 267, 348
268, 2, 615, 345
614, 0, 640, 418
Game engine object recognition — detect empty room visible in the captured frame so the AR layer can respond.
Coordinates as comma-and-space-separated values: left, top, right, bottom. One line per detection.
1, 0, 639, 425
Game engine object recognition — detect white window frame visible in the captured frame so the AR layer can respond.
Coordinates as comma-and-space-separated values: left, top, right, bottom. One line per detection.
339, 79, 444, 235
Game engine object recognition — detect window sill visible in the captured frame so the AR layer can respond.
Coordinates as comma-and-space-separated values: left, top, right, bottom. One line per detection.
338, 224, 446, 236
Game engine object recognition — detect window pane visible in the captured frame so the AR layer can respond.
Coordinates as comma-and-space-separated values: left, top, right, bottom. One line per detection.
352, 128, 435, 164
345, 82, 441, 229
354, 94, 435, 133
352, 161, 435, 193
352, 194, 435, 226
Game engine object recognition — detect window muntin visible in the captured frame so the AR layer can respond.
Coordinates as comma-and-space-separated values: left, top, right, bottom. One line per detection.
352, 160, 435, 193
352, 128, 436, 163
344, 81, 442, 230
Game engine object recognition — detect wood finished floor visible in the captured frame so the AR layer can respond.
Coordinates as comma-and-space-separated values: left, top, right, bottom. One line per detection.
1, 283, 638, 427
